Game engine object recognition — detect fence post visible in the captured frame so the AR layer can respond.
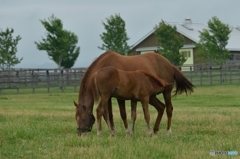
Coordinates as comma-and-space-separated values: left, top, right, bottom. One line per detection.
61, 69, 64, 92
24, 70, 27, 87
229, 65, 232, 84
190, 66, 193, 83
220, 66, 223, 84
209, 66, 212, 85
74, 70, 77, 92
16, 71, 19, 94
224, 66, 227, 83
0, 85, 1, 94
200, 66, 203, 86
239, 66, 240, 82
32, 70, 35, 94
46, 70, 50, 93
0, 71, 2, 94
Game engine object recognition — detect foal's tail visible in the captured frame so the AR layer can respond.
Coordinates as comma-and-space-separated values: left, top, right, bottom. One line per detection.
137, 70, 171, 87
90, 73, 101, 102
173, 66, 195, 96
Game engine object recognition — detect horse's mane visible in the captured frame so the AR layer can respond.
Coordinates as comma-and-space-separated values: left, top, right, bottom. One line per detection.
78, 51, 114, 101
136, 70, 170, 87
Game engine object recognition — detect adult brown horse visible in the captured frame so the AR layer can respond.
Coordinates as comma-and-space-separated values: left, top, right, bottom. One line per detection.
74, 51, 194, 136
91, 66, 172, 137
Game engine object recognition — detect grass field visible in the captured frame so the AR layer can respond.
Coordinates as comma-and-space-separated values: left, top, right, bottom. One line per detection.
0, 84, 240, 159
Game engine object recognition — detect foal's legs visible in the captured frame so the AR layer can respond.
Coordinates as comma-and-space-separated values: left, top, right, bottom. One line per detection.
129, 100, 137, 135
103, 98, 115, 133
149, 96, 166, 134
117, 100, 138, 136
163, 90, 173, 134
116, 97, 165, 135
96, 97, 115, 137
141, 98, 152, 137
117, 99, 129, 135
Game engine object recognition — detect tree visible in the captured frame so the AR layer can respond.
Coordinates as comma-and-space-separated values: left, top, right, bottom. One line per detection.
0, 28, 22, 70
98, 14, 130, 55
35, 14, 80, 68
154, 20, 185, 66
196, 16, 231, 65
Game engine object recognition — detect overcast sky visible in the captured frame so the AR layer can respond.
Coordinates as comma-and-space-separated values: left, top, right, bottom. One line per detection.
1, 0, 240, 68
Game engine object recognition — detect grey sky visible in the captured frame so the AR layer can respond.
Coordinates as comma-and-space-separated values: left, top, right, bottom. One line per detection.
1, 0, 240, 68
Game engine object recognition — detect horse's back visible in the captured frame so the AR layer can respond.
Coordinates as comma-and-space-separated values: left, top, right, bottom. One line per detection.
81, 51, 175, 98
88, 51, 173, 81
95, 66, 119, 85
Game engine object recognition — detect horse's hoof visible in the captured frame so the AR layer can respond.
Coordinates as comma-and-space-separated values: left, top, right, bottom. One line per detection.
167, 128, 172, 135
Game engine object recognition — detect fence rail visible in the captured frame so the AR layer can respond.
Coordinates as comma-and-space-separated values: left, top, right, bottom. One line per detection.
180, 64, 240, 86
0, 68, 86, 94
0, 64, 240, 94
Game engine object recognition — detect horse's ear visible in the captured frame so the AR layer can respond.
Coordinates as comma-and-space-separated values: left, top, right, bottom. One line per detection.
73, 100, 78, 107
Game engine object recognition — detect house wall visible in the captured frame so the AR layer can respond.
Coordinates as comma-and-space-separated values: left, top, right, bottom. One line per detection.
179, 48, 194, 65
129, 33, 158, 55
129, 32, 198, 66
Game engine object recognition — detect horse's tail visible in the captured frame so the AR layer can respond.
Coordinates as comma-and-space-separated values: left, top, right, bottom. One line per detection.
137, 70, 171, 87
173, 66, 195, 96
90, 73, 101, 102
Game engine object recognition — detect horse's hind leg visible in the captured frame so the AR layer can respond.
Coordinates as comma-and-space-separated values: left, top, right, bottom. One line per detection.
163, 91, 173, 135
149, 95, 165, 134
117, 99, 129, 135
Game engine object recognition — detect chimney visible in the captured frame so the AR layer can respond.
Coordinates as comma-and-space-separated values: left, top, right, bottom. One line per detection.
184, 18, 192, 24
182, 18, 193, 30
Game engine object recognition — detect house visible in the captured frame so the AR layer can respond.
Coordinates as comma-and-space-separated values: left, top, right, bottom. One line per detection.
128, 18, 240, 67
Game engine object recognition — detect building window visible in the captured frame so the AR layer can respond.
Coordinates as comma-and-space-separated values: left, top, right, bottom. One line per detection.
229, 54, 234, 60
180, 50, 191, 58
235, 54, 240, 60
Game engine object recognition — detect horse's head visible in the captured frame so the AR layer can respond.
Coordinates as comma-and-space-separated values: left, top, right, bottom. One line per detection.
74, 101, 95, 136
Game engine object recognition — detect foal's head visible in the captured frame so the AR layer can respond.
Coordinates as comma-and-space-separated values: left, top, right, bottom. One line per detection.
74, 101, 95, 136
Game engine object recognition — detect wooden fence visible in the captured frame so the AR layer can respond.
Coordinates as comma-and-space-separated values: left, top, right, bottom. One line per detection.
0, 68, 86, 94
0, 64, 240, 94
180, 64, 240, 85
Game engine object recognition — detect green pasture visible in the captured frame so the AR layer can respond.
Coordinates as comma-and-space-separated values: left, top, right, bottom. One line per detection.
0, 84, 240, 159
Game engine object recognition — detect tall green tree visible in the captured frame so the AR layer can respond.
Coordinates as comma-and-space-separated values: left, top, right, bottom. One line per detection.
155, 20, 185, 66
196, 16, 231, 65
35, 14, 80, 68
0, 28, 22, 70
98, 13, 130, 55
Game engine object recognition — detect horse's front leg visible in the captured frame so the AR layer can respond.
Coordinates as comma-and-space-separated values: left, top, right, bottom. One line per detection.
129, 100, 137, 135
96, 101, 104, 136
104, 109, 115, 137
141, 98, 152, 137
100, 97, 115, 137
117, 99, 129, 136
103, 98, 115, 133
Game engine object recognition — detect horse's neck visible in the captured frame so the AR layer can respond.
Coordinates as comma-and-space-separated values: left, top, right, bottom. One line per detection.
80, 91, 94, 110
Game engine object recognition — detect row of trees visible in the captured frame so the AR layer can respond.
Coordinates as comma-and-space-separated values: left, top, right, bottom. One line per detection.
0, 14, 231, 70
